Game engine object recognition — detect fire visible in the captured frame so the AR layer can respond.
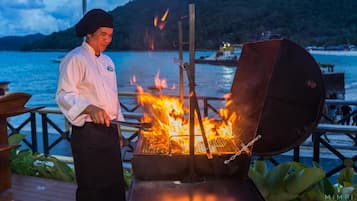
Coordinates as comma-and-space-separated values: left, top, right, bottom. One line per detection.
153, 16, 158, 27
146, 8, 170, 50
161, 8, 169, 22
130, 75, 137, 85
153, 8, 169, 31
134, 74, 239, 155
144, 29, 155, 50
154, 72, 167, 90
158, 22, 167, 31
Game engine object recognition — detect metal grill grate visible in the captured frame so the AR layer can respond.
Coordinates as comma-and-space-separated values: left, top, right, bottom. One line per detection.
140, 135, 239, 154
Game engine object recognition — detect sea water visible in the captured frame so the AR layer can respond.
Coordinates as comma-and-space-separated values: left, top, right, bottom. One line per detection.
1, 50, 357, 107
0, 51, 237, 107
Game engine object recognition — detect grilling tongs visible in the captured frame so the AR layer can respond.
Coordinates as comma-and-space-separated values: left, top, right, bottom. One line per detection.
111, 120, 152, 131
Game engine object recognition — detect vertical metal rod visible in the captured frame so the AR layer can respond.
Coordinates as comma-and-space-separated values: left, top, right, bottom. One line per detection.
188, 3, 195, 160
82, 0, 87, 42
185, 67, 212, 159
203, 98, 208, 117
182, 4, 203, 182
82, 0, 87, 15
178, 20, 184, 104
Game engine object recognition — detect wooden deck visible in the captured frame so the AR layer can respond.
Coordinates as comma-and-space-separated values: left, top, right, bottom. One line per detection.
0, 174, 76, 201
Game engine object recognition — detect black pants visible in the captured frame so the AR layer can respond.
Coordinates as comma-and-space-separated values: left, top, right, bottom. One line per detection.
71, 123, 126, 201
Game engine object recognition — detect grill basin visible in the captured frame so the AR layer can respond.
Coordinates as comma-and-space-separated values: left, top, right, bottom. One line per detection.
132, 135, 250, 180
132, 38, 324, 182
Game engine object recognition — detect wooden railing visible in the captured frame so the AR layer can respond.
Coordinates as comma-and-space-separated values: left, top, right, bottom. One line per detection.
6, 94, 357, 177
7, 112, 38, 152
313, 124, 357, 176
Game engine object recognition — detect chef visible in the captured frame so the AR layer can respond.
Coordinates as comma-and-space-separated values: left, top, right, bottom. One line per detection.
56, 8, 126, 201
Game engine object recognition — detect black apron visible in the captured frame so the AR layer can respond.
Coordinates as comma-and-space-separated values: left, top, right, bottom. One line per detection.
71, 122, 126, 201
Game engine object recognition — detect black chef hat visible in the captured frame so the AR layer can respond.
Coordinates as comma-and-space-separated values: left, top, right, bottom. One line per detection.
75, 9, 113, 37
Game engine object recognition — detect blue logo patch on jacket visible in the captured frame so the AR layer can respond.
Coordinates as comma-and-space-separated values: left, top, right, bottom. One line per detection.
107, 66, 114, 72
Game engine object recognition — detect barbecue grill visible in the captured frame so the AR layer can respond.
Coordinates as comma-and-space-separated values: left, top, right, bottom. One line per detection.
128, 38, 325, 201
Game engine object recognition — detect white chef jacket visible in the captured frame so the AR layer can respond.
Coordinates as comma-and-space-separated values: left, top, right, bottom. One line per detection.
56, 41, 124, 127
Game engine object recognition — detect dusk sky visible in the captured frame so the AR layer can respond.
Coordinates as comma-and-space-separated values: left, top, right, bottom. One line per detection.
0, 0, 129, 38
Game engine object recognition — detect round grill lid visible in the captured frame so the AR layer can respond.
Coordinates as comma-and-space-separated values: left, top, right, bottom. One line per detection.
228, 39, 325, 156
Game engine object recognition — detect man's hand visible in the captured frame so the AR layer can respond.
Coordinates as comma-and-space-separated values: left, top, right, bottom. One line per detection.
82, 104, 111, 127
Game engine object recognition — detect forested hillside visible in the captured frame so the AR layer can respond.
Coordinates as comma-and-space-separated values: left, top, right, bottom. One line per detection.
21, 0, 357, 51
0, 34, 45, 50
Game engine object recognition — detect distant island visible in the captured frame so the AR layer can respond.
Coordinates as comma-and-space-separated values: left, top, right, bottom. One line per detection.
0, 34, 45, 50
2, 0, 357, 51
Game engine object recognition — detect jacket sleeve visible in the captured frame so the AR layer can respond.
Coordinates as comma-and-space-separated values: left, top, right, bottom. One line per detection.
56, 55, 90, 126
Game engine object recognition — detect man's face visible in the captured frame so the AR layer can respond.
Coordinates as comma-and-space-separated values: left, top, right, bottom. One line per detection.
86, 27, 113, 55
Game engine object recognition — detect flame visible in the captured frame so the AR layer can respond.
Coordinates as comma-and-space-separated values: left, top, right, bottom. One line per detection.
136, 75, 240, 155
149, 38, 155, 50
158, 21, 167, 31
161, 8, 169, 22
160, 193, 234, 201
223, 93, 231, 100
147, 8, 170, 50
153, 16, 158, 27
130, 75, 137, 85
144, 29, 155, 50
154, 72, 167, 90
153, 8, 169, 31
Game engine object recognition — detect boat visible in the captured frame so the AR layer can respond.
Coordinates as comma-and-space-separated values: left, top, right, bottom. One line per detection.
195, 42, 240, 66
197, 42, 345, 99
198, 47, 345, 99
51, 55, 64, 63
320, 63, 345, 99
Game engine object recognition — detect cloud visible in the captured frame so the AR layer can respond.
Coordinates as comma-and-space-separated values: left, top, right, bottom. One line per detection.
15, 9, 61, 35
0, 0, 45, 9
0, 0, 129, 37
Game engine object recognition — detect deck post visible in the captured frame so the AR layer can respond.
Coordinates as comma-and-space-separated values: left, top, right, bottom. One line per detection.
0, 92, 42, 192
41, 113, 49, 156
30, 112, 38, 153
0, 118, 11, 192
312, 132, 321, 162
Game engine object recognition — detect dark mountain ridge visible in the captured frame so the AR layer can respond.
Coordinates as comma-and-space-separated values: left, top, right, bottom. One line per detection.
0, 34, 45, 50
4, 0, 357, 51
